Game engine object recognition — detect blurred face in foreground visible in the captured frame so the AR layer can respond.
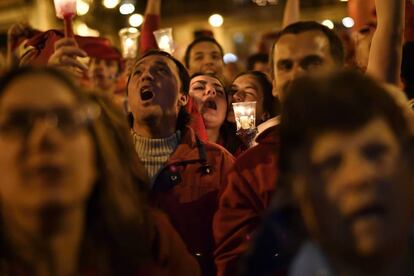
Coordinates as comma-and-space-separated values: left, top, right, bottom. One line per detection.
293, 118, 414, 264
273, 30, 337, 101
0, 74, 96, 214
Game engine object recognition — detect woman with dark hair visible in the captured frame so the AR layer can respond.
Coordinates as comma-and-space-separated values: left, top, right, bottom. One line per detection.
189, 73, 228, 143
227, 71, 279, 147
228, 71, 278, 127
0, 66, 199, 275
189, 71, 279, 156
189, 72, 245, 156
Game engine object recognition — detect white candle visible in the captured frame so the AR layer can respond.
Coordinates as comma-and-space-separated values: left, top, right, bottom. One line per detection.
54, 0, 76, 18
240, 115, 251, 129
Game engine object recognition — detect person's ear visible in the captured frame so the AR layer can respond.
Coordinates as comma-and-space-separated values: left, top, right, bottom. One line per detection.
178, 93, 189, 107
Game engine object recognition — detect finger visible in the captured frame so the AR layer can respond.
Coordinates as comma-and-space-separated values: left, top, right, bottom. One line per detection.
54, 46, 87, 58
54, 37, 79, 48
59, 56, 89, 71
19, 49, 38, 66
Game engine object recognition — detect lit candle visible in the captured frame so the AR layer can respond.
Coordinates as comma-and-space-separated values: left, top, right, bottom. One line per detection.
153, 28, 174, 54
232, 101, 257, 131
53, 0, 77, 37
119, 27, 140, 59
240, 115, 251, 129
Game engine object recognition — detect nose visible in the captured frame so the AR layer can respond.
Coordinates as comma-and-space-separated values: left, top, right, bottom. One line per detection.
290, 64, 306, 80
25, 117, 60, 152
95, 59, 105, 69
232, 92, 243, 103
140, 67, 154, 81
336, 153, 377, 192
204, 85, 216, 97
203, 55, 214, 66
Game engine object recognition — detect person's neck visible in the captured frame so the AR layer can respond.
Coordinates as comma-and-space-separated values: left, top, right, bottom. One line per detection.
206, 127, 220, 143
3, 205, 85, 276
134, 115, 177, 139
330, 245, 414, 276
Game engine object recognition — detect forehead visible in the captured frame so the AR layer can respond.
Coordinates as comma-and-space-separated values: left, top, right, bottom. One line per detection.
233, 74, 258, 86
0, 74, 76, 109
274, 30, 332, 61
191, 42, 221, 55
310, 118, 399, 163
135, 55, 177, 71
191, 75, 223, 87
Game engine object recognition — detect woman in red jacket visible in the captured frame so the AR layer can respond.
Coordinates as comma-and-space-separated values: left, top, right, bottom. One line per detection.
0, 66, 200, 276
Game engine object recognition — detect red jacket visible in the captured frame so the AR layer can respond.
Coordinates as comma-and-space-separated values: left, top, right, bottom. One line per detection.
150, 127, 235, 276
213, 126, 279, 276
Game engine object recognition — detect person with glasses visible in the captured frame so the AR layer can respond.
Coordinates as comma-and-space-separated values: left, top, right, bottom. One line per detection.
0, 67, 199, 276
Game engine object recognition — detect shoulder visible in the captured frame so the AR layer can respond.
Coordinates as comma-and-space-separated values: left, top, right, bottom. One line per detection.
237, 141, 275, 163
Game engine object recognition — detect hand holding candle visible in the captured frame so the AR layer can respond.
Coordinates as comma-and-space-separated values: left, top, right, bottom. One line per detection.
232, 101, 256, 131
233, 101, 257, 147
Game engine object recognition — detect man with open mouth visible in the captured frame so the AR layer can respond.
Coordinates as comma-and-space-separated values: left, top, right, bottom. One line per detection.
127, 50, 235, 276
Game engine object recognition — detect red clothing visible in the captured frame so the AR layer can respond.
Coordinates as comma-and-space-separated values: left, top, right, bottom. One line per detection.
406, 0, 414, 42
213, 126, 279, 276
23, 30, 112, 66
139, 14, 160, 55
150, 127, 235, 276
185, 97, 209, 142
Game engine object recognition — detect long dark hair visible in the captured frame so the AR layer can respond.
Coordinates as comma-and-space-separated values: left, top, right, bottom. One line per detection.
0, 67, 155, 275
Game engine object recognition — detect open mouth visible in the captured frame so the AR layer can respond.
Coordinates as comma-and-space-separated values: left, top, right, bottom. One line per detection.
34, 165, 64, 180
204, 100, 217, 111
346, 204, 387, 223
140, 87, 154, 101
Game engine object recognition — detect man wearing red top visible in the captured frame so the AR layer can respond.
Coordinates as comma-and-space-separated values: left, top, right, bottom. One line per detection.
213, 21, 346, 276
214, 0, 406, 273
127, 50, 234, 276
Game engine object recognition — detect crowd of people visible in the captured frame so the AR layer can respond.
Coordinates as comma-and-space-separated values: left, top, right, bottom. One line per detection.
0, 0, 413, 275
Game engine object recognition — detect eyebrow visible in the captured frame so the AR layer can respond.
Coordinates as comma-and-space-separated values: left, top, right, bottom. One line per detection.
133, 60, 170, 72
244, 85, 258, 90
194, 50, 221, 55
277, 59, 292, 65
154, 61, 169, 67
192, 80, 207, 85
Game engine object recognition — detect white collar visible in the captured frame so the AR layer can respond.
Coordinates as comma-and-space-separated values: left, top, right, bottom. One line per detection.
252, 116, 280, 146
